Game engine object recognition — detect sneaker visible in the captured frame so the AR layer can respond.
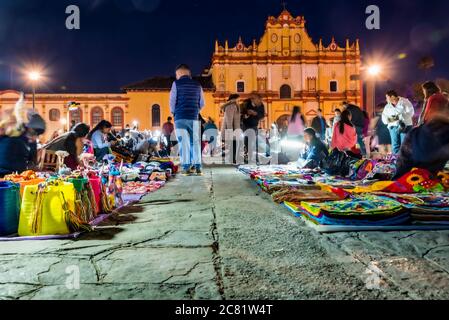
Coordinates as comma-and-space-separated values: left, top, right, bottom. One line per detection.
181, 169, 192, 176
195, 168, 203, 176
189, 167, 197, 174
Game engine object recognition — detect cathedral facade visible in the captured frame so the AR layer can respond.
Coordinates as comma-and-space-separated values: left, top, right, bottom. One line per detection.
211, 9, 362, 127
0, 9, 362, 141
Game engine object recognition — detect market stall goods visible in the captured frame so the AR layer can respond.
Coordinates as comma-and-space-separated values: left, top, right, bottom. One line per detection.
271, 187, 342, 204
239, 164, 449, 232
68, 176, 98, 223
3, 170, 45, 196
288, 195, 410, 226
375, 192, 449, 223
19, 180, 78, 236
0, 151, 179, 240
0, 181, 20, 236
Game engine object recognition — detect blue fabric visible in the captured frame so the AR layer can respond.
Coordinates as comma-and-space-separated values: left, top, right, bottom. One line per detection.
172, 76, 203, 121
175, 119, 202, 170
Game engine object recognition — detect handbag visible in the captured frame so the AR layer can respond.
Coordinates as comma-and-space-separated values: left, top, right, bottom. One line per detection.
19, 180, 90, 236
88, 173, 102, 215
322, 149, 359, 177
68, 177, 98, 223
0, 181, 21, 236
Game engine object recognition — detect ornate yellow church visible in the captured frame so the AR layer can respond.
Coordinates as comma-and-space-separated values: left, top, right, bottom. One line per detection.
0, 9, 362, 140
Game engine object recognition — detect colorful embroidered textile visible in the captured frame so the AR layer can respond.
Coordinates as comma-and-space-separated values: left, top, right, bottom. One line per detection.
122, 181, 165, 195
284, 200, 409, 226
364, 161, 397, 181
437, 171, 449, 190
349, 159, 377, 180
301, 195, 404, 216
375, 193, 449, 221
349, 168, 445, 194
272, 188, 342, 204
295, 195, 409, 226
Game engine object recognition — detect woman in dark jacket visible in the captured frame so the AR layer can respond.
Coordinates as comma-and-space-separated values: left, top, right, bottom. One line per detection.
395, 108, 449, 179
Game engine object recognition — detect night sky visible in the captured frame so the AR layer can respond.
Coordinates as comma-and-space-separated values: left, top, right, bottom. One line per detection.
0, 0, 448, 96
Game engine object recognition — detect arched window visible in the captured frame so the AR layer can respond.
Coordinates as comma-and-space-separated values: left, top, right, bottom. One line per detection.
69, 108, 83, 124
330, 81, 338, 92
280, 84, 292, 99
236, 81, 245, 93
111, 107, 124, 128
91, 107, 104, 126
151, 104, 161, 127
49, 109, 60, 122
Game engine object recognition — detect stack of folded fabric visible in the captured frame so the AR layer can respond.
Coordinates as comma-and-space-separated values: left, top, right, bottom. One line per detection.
258, 175, 316, 194
376, 193, 449, 224
272, 187, 339, 204
288, 194, 409, 226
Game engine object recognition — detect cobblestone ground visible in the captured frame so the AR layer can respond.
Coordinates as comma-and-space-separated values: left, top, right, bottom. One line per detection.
1, 167, 449, 300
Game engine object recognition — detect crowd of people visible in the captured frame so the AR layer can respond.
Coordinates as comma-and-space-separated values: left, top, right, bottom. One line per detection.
292, 81, 449, 178
1, 65, 448, 183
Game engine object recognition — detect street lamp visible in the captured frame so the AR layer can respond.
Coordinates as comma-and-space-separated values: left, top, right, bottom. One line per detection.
367, 64, 382, 117
368, 65, 381, 77
28, 71, 42, 110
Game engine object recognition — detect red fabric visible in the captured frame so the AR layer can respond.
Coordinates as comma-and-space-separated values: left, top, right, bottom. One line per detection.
64, 155, 79, 170
331, 123, 357, 151
423, 93, 449, 123
162, 122, 174, 136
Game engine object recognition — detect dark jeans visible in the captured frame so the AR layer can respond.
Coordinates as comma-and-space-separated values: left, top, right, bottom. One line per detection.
355, 126, 366, 156
222, 140, 238, 164
244, 127, 259, 164
164, 135, 171, 155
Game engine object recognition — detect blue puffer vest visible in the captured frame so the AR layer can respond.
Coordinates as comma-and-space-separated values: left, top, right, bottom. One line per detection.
174, 76, 202, 121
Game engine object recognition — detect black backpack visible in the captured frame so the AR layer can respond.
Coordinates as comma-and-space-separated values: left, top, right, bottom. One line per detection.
321, 148, 359, 177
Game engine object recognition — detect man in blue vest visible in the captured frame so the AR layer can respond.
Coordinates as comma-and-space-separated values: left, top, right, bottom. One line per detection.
169, 64, 205, 176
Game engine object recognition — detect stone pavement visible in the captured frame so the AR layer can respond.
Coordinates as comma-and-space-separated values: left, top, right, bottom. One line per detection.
0, 167, 449, 300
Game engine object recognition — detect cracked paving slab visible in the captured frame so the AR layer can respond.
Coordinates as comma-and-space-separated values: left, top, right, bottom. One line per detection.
210, 167, 449, 300
1, 166, 449, 300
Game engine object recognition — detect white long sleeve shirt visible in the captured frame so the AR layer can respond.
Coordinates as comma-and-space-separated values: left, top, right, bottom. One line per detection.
382, 97, 415, 128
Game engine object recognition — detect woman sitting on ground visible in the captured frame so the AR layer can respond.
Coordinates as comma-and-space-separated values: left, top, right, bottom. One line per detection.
87, 120, 116, 161
44, 123, 90, 170
299, 128, 329, 169
331, 109, 358, 153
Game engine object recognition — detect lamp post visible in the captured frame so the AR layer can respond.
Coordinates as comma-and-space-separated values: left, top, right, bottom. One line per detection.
28, 71, 41, 111
367, 65, 381, 118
